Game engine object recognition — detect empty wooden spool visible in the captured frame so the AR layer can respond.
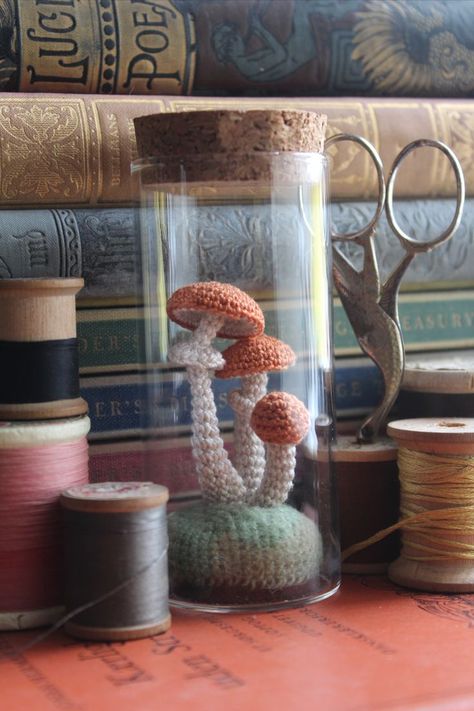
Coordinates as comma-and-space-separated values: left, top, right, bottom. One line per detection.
335, 436, 400, 574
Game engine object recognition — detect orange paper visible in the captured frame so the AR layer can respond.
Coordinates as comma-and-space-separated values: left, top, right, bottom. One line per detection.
2, 576, 474, 711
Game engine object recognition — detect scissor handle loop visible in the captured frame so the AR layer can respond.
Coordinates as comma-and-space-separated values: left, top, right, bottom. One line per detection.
326, 133, 386, 242
385, 138, 465, 253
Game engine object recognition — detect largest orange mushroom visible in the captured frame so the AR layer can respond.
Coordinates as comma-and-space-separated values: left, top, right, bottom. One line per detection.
166, 281, 265, 503
167, 281, 264, 340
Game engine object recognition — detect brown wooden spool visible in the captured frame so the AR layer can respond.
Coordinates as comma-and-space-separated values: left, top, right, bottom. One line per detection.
334, 436, 400, 574
0, 278, 88, 419
387, 418, 474, 592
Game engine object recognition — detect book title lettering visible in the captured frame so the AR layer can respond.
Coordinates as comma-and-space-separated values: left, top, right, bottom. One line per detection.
19, 0, 196, 94
124, 1, 184, 90
26, 1, 89, 86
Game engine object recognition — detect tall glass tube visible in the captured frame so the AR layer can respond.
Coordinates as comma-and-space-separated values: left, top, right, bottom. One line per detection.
133, 110, 340, 612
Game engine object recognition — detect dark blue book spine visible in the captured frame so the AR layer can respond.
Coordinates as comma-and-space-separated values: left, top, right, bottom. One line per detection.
81, 360, 383, 439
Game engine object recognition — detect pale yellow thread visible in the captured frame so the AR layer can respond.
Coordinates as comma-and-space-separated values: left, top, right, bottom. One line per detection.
342, 447, 474, 563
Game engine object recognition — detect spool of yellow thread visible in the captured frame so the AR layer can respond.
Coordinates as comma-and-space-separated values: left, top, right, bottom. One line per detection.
387, 418, 474, 592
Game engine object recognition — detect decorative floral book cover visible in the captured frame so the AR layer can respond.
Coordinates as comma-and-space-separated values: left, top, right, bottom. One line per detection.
2, 576, 474, 711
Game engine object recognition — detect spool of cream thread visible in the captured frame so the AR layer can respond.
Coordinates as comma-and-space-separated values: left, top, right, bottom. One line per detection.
0, 278, 88, 420
60, 482, 171, 641
0, 416, 91, 631
387, 418, 474, 592
398, 351, 474, 418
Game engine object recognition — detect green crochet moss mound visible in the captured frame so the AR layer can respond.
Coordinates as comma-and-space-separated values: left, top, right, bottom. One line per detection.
168, 502, 322, 595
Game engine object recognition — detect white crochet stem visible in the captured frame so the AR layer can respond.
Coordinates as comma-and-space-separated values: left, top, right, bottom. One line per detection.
253, 444, 296, 507
228, 373, 267, 498
175, 314, 246, 503
193, 314, 222, 349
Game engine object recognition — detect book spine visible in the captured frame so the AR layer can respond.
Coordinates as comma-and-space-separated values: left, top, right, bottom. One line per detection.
88, 425, 364, 490
6, 0, 196, 95
332, 199, 474, 292
190, 0, 474, 99
81, 361, 383, 440
78, 307, 146, 373
4, 2, 474, 99
335, 290, 474, 356
88, 438, 148, 484
88, 435, 233, 497
76, 292, 474, 373
0, 95, 473, 206
1, 200, 473, 300
0, 207, 141, 300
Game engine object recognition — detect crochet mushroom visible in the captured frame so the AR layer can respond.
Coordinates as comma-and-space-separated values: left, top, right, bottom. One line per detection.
166, 281, 264, 503
250, 391, 310, 506
216, 335, 296, 498
167, 281, 264, 341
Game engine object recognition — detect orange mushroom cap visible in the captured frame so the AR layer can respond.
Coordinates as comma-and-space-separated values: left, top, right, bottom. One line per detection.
216, 335, 296, 379
251, 391, 310, 445
167, 281, 265, 339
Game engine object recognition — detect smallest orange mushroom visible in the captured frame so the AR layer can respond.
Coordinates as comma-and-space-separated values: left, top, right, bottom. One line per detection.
251, 391, 310, 446
215, 335, 296, 497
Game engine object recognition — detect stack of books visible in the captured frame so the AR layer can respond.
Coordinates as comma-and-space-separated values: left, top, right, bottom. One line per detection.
1, 0, 473, 495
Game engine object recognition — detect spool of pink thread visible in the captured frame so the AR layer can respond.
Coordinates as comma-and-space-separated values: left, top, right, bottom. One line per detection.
0, 416, 90, 630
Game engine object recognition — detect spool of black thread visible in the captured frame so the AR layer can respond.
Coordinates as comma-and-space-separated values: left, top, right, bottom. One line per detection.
61, 482, 171, 641
0, 278, 88, 419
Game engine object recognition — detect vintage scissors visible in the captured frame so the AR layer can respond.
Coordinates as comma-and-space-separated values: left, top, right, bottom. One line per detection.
326, 134, 465, 444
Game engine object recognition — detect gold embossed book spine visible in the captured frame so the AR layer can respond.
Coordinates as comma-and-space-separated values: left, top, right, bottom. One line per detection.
0, 94, 473, 208
2, 0, 195, 95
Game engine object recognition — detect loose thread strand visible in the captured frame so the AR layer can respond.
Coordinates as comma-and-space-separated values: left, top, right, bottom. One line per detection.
342, 447, 474, 563
13, 549, 168, 657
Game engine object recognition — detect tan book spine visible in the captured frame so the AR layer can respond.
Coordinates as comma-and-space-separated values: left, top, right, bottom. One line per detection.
5, 0, 196, 96
0, 95, 472, 206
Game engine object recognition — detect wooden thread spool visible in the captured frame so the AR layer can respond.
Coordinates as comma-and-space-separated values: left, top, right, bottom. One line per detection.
0, 278, 88, 419
61, 481, 171, 641
335, 436, 400, 574
0, 416, 90, 631
398, 351, 474, 418
387, 418, 474, 592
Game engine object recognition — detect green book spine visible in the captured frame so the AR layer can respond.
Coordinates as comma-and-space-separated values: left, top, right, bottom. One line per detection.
77, 291, 474, 373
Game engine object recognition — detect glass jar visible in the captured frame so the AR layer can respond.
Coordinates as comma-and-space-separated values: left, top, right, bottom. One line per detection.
132, 110, 340, 612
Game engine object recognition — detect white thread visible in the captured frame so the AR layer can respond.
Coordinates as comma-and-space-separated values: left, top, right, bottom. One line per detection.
168, 314, 246, 503
228, 372, 267, 499
253, 445, 297, 506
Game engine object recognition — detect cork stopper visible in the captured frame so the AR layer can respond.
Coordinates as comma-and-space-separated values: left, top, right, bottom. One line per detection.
135, 110, 326, 157
133, 110, 327, 186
